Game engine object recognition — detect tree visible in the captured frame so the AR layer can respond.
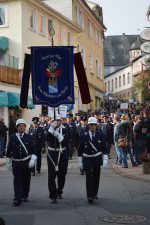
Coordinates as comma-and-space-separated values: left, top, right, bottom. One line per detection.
134, 69, 150, 102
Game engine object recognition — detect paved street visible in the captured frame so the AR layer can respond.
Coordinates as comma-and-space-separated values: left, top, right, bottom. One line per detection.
1, 149, 150, 225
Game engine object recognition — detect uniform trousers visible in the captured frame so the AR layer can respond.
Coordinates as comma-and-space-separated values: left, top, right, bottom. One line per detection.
32, 151, 41, 173
13, 166, 31, 201
68, 141, 74, 159
105, 140, 111, 155
85, 166, 101, 198
47, 156, 68, 199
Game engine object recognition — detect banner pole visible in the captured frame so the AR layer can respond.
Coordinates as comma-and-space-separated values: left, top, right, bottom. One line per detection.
53, 107, 58, 171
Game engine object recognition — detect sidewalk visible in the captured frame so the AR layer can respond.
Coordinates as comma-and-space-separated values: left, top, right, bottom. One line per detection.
112, 162, 150, 183
0, 157, 6, 166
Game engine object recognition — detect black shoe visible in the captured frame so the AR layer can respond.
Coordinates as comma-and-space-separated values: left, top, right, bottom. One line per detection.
88, 197, 94, 203
57, 194, 63, 199
51, 198, 57, 204
37, 171, 40, 174
14, 200, 22, 206
32, 173, 35, 176
80, 171, 84, 175
22, 198, 28, 202
94, 196, 98, 199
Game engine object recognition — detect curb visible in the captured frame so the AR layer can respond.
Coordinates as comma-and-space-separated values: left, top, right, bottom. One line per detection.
112, 164, 150, 183
0, 159, 6, 166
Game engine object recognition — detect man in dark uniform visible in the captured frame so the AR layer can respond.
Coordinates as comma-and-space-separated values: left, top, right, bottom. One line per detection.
39, 114, 48, 137
66, 113, 76, 160
78, 117, 108, 203
75, 113, 81, 127
46, 114, 69, 203
98, 115, 113, 158
74, 115, 89, 175
6, 119, 37, 206
28, 117, 45, 175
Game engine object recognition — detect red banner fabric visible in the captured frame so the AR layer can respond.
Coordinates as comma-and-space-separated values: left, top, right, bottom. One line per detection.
74, 52, 91, 104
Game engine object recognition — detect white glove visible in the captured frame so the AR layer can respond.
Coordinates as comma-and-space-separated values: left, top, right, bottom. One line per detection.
78, 156, 83, 170
53, 131, 64, 143
6, 157, 12, 171
53, 130, 59, 138
48, 121, 57, 134
103, 154, 108, 168
28, 155, 37, 168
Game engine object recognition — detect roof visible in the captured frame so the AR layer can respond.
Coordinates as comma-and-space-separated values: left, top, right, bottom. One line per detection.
104, 55, 143, 78
103, 34, 144, 66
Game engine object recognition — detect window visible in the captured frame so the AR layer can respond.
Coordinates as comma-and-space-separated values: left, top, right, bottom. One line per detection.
127, 72, 130, 84
108, 81, 110, 91
90, 55, 93, 73
75, 6, 79, 24
115, 78, 117, 88
119, 76, 121, 87
48, 19, 53, 39
39, 14, 44, 34
67, 31, 71, 46
98, 32, 101, 47
58, 25, 63, 45
81, 48, 85, 67
105, 82, 107, 92
29, 7, 35, 30
88, 19, 91, 37
94, 27, 97, 42
96, 59, 98, 77
94, 27, 101, 46
112, 79, 114, 91
99, 63, 102, 80
0, 4, 7, 27
123, 74, 125, 85
80, 11, 84, 28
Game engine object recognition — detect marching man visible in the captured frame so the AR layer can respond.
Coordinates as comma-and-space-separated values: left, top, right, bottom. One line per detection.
6, 119, 37, 206
78, 117, 108, 203
46, 114, 69, 203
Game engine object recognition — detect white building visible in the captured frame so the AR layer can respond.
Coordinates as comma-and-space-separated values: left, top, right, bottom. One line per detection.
104, 56, 146, 102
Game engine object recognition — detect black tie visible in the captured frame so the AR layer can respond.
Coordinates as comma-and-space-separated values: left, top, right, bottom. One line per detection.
19, 134, 22, 139
92, 133, 94, 141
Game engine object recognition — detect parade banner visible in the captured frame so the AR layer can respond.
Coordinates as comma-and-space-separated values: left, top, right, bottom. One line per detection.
20, 54, 31, 109
31, 46, 74, 108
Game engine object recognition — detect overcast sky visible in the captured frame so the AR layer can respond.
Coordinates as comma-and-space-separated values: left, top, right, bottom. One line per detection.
90, 0, 150, 36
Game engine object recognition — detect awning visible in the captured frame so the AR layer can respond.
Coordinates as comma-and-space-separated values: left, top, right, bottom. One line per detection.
0, 92, 8, 106
7, 92, 35, 109
0, 36, 9, 50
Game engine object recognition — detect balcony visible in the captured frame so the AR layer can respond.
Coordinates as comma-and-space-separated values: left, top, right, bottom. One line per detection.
0, 65, 21, 85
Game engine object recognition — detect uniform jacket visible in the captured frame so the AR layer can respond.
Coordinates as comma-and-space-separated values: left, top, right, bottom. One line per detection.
46, 126, 69, 162
98, 122, 113, 142
66, 121, 76, 142
28, 126, 45, 151
78, 131, 108, 168
6, 133, 37, 167
74, 125, 89, 149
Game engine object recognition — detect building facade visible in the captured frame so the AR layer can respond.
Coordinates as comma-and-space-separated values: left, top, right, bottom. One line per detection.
0, 0, 82, 125
0, 0, 106, 126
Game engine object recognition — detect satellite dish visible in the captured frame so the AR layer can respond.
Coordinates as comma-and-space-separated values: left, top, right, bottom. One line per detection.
140, 42, 150, 53
140, 29, 150, 41
140, 54, 150, 67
